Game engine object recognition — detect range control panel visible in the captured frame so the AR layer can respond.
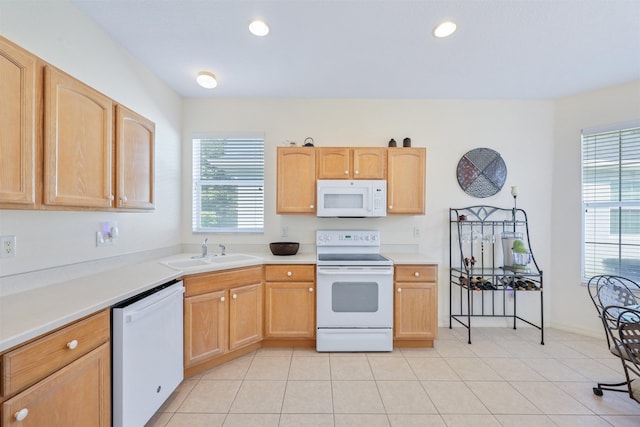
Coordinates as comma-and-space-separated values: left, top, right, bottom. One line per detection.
316, 230, 380, 247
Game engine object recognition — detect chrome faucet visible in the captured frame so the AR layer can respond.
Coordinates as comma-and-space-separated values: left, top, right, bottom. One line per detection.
201, 238, 208, 258
219, 244, 226, 256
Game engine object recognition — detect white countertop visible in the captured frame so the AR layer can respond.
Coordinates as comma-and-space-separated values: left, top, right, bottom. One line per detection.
0, 251, 437, 353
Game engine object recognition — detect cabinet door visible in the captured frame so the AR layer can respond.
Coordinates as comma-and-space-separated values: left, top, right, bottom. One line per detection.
184, 290, 228, 368
316, 147, 350, 179
1, 343, 110, 427
352, 148, 386, 179
265, 282, 315, 338
387, 148, 426, 214
115, 105, 155, 210
229, 283, 263, 350
277, 147, 316, 213
0, 37, 37, 208
394, 282, 438, 340
43, 65, 113, 208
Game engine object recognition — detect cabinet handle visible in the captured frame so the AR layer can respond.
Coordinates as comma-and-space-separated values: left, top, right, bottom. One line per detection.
220, 296, 225, 302
232, 294, 237, 299
414, 272, 420, 277
287, 271, 292, 277
14, 408, 29, 421
67, 339, 78, 350
309, 287, 314, 292
397, 288, 402, 293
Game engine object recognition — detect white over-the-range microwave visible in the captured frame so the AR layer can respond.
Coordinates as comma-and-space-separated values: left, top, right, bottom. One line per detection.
316, 180, 387, 217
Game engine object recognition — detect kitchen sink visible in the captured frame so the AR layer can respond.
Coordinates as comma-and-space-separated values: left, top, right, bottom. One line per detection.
162, 253, 261, 271
165, 259, 210, 269
208, 253, 259, 263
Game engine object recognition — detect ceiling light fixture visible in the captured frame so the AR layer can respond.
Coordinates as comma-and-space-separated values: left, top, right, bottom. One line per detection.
196, 71, 217, 89
249, 19, 270, 37
433, 20, 457, 38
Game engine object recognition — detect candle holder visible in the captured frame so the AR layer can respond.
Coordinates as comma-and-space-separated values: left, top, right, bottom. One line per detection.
511, 186, 518, 231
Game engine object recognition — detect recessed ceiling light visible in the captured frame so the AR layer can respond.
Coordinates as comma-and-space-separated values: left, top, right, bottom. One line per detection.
249, 19, 270, 37
196, 71, 217, 89
433, 20, 457, 38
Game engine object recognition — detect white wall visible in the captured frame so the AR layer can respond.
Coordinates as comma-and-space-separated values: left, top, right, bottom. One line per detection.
551, 80, 640, 336
183, 98, 556, 326
0, 1, 183, 278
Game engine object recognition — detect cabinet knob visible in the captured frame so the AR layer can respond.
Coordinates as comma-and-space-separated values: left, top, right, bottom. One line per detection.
109, 194, 115, 201
344, 170, 349, 175
388, 205, 393, 209
287, 271, 292, 277
310, 204, 314, 209
220, 296, 225, 302
14, 408, 29, 421
232, 294, 237, 299
355, 170, 359, 175
67, 339, 78, 350
397, 288, 402, 293
309, 287, 314, 292
414, 272, 420, 277
121, 195, 128, 202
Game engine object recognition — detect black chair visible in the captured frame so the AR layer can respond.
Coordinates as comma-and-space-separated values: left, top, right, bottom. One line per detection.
604, 305, 640, 403
587, 275, 640, 396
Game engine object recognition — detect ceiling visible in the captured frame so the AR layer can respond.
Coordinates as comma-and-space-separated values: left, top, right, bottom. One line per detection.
70, 0, 640, 99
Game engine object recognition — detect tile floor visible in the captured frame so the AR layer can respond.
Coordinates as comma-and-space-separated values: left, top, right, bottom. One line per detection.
146, 327, 640, 427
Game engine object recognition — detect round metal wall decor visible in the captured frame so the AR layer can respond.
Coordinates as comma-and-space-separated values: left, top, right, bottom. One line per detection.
456, 147, 507, 198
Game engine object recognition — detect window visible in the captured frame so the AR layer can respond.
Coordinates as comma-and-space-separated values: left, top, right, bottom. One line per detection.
582, 124, 640, 282
192, 136, 264, 233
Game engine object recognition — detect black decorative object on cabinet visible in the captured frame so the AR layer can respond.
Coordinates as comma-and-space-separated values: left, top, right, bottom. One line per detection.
449, 205, 544, 345
456, 148, 507, 198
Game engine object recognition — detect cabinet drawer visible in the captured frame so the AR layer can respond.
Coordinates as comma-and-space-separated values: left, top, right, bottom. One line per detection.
1, 309, 110, 397
395, 265, 437, 282
265, 265, 315, 282
185, 266, 262, 297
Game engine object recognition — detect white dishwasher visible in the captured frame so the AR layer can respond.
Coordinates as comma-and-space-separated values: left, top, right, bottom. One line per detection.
112, 280, 184, 427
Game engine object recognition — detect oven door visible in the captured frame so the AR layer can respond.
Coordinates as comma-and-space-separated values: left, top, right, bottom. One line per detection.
316, 266, 394, 327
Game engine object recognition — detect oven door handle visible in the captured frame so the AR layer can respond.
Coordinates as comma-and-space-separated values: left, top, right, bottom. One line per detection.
317, 268, 394, 276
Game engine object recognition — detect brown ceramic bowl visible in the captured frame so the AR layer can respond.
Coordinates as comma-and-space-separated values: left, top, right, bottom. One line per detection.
269, 242, 300, 256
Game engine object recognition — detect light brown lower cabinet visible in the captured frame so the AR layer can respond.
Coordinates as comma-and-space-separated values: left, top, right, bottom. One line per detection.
183, 266, 263, 376
1, 343, 110, 427
0, 309, 111, 427
394, 265, 438, 345
264, 265, 315, 341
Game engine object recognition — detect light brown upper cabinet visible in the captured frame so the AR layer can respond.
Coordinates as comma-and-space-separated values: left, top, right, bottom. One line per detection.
0, 37, 38, 209
276, 147, 316, 214
115, 105, 155, 209
43, 65, 114, 208
387, 147, 426, 214
316, 147, 386, 179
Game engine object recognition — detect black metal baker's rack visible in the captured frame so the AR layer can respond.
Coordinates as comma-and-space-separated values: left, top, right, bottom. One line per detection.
449, 206, 544, 344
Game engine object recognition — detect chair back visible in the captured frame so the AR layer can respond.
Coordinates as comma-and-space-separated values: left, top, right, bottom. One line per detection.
588, 275, 640, 348
613, 307, 640, 403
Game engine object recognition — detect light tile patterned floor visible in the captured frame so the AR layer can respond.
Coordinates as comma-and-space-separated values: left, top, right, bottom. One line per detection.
146, 327, 640, 427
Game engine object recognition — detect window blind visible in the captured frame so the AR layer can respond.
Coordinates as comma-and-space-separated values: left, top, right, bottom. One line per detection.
582, 125, 640, 282
192, 137, 264, 233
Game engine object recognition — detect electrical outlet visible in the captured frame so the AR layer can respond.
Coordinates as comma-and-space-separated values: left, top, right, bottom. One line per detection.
0, 235, 16, 258
282, 226, 289, 238
413, 226, 420, 238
